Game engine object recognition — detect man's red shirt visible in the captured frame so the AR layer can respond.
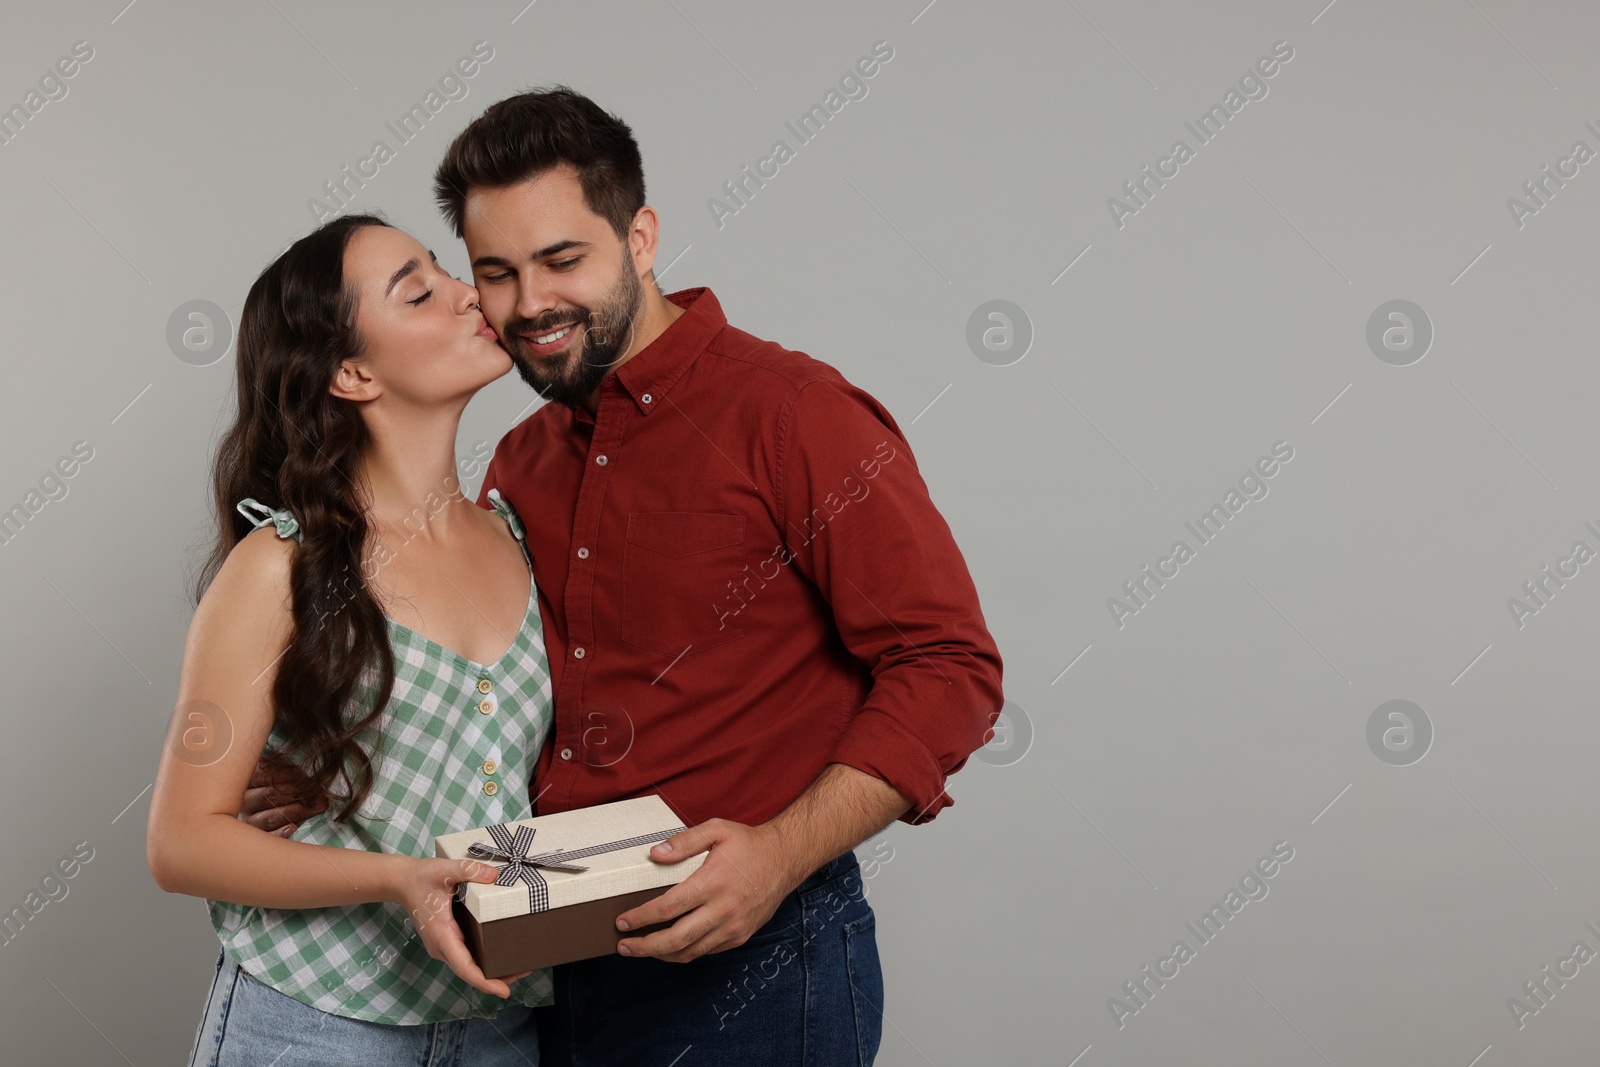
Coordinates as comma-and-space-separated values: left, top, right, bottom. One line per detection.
476, 286, 1003, 829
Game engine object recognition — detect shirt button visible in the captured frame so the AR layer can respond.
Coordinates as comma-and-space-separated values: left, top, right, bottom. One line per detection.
641, 393, 653, 404
576, 547, 589, 559
573, 646, 586, 659
477, 698, 494, 715
482, 759, 498, 775
477, 678, 492, 694
595, 455, 608, 466
560, 747, 573, 760
483, 781, 499, 796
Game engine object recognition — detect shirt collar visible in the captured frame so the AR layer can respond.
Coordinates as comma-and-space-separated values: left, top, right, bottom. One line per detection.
571, 287, 725, 425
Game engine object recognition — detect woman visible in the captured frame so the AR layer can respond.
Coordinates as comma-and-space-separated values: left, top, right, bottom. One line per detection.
147, 212, 551, 1066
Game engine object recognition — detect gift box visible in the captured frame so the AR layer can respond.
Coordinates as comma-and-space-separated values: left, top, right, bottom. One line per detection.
435, 795, 708, 976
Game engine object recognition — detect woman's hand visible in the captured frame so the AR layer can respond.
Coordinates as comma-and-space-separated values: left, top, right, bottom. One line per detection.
388, 856, 534, 998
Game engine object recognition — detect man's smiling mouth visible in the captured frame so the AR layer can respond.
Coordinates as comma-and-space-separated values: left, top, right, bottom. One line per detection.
529, 323, 577, 345
518, 320, 584, 356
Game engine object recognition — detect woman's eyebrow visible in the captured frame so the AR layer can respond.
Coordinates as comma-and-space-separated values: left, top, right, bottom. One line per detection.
385, 250, 441, 297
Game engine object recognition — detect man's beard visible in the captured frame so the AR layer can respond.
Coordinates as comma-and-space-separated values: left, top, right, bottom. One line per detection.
501, 256, 645, 410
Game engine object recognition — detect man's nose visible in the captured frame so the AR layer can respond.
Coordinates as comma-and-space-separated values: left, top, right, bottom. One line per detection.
514, 280, 570, 323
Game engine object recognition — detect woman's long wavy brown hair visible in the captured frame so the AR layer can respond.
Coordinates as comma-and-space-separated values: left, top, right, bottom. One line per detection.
190, 212, 397, 825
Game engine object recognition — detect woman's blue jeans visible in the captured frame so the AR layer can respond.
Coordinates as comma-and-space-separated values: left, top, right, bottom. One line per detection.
186, 947, 542, 1066
535, 849, 885, 1066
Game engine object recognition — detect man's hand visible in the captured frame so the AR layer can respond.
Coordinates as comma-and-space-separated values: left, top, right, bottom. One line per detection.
238, 754, 327, 836
611, 819, 809, 964
612, 764, 911, 963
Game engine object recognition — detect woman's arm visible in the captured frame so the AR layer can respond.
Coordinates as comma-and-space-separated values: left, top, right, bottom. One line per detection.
147, 526, 407, 908
146, 525, 527, 995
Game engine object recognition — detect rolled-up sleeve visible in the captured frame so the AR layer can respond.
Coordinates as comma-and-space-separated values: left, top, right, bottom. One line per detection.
776, 378, 1004, 825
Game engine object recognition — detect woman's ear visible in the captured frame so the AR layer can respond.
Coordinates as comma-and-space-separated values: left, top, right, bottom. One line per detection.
328, 357, 379, 402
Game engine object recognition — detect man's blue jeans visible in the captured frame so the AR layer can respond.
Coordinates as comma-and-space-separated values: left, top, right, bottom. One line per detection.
535, 849, 885, 1066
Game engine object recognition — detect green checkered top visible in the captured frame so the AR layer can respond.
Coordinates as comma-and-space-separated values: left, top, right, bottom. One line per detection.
208, 488, 555, 1023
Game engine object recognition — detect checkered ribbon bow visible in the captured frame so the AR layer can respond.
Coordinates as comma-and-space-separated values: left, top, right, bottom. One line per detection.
461, 821, 687, 914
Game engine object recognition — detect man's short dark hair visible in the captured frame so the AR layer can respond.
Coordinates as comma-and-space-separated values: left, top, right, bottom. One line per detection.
432, 85, 646, 242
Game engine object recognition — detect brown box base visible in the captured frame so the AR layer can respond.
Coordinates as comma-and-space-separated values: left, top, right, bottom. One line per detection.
455, 885, 677, 976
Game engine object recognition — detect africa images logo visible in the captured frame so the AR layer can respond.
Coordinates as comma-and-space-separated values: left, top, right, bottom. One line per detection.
306, 41, 495, 223
1106, 39, 1295, 229
706, 40, 895, 229
1107, 441, 1295, 629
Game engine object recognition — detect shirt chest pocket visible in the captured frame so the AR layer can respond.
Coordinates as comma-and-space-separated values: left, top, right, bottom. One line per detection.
622, 512, 747, 658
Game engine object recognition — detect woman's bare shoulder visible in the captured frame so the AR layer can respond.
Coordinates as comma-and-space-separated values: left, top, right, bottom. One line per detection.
193, 526, 298, 639
226, 524, 296, 588
169, 527, 301, 760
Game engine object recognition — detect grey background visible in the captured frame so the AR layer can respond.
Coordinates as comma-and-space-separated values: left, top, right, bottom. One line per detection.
1, 0, 1596, 1063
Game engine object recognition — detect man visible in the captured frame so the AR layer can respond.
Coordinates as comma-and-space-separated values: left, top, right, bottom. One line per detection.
241, 85, 1004, 1065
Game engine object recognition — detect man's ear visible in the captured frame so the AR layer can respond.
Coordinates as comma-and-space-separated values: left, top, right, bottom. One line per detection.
328, 357, 379, 403
628, 205, 660, 278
